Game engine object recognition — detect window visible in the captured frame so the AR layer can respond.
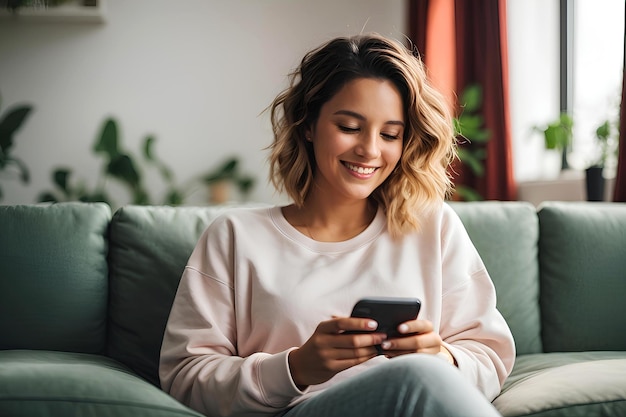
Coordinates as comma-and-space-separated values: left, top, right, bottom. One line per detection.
569, 0, 624, 175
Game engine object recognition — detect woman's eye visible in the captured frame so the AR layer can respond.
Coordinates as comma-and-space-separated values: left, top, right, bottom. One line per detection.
338, 125, 359, 133
382, 133, 401, 141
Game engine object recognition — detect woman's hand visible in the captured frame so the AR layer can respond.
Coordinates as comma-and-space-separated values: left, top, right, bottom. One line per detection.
380, 319, 454, 364
288, 317, 387, 389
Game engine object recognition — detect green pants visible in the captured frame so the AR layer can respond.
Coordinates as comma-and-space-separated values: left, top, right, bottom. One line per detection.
281, 354, 501, 417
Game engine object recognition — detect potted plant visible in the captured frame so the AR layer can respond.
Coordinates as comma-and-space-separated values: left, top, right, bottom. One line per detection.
0, 95, 33, 200
533, 112, 573, 177
585, 119, 618, 201
202, 157, 255, 204
39, 117, 190, 206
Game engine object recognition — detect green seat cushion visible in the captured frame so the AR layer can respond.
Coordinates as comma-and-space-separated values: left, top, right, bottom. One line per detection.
449, 201, 542, 354
107, 204, 247, 386
0, 203, 111, 353
493, 351, 626, 417
538, 202, 626, 351
0, 350, 203, 417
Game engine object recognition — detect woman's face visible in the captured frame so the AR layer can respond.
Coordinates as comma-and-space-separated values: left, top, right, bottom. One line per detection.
308, 77, 404, 204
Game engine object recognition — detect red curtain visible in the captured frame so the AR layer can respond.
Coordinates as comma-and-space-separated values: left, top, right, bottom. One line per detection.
408, 0, 429, 56
614, 13, 626, 202
407, 0, 516, 201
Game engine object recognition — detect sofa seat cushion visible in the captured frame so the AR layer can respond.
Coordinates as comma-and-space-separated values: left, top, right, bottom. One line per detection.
0, 350, 203, 417
493, 351, 626, 417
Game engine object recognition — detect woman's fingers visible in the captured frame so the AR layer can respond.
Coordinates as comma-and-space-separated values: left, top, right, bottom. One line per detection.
379, 319, 442, 357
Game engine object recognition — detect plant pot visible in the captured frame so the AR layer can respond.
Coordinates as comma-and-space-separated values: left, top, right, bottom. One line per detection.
208, 180, 232, 205
585, 166, 605, 201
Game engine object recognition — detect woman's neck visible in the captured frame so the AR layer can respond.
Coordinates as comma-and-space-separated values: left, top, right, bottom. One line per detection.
283, 197, 377, 242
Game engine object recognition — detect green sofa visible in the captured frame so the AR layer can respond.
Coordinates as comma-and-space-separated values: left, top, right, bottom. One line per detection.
1, 201, 625, 416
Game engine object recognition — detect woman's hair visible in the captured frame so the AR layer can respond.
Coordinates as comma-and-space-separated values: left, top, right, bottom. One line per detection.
268, 33, 457, 237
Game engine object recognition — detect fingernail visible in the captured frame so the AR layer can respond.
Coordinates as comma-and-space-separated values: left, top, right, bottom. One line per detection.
367, 320, 378, 329
398, 324, 409, 333
381, 341, 391, 350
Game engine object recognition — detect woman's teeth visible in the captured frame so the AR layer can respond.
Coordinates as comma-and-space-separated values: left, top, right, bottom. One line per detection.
345, 163, 376, 174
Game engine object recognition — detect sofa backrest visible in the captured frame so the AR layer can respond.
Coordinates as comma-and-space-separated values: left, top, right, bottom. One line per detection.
107, 201, 543, 387
449, 201, 543, 355
538, 202, 626, 352
0, 202, 111, 354
107, 204, 240, 386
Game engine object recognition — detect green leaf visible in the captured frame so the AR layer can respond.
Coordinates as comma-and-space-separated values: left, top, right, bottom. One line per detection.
237, 177, 255, 195
81, 191, 110, 204
203, 158, 239, 183
457, 114, 484, 131
107, 154, 141, 187
132, 188, 150, 205
143, 136, 174, 182
38, 192, 58, 203
596, 120, 611, 141
457, 148, 485, 176
469, 129, 491, 143
93, 118, 120, 158
459, 84, 482, 112
143, 135, 156, 161
455, 185, 484, 202
0, 105, 33, 152
53, 168, 71, 192
165, 189, 184, 205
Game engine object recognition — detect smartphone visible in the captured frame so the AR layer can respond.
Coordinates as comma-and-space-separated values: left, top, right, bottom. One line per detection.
348, 296, 422, 339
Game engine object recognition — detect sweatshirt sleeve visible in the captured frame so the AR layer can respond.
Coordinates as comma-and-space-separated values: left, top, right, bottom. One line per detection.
159, 216, 304, 417
438, 205, 516, 401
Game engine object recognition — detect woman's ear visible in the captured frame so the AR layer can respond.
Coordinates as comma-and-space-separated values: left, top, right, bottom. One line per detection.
305, 126, 313, 142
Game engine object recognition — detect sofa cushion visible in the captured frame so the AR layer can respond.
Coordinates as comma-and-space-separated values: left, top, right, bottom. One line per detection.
107, 204, 244, 386
538, 202, 626, 352
493, 351, 626, 417
449, 201, 542, 355
0, 349, 203, 417
0, 203, 111, 353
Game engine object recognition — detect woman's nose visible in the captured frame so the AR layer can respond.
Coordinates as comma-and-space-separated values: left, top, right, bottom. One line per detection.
355, 131, 381, 159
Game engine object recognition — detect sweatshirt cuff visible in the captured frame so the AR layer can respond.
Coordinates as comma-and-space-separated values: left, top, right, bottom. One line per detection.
257, 348, 306, 407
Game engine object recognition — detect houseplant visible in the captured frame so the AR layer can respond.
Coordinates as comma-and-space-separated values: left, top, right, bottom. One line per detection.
38, 117, 257, 207
0, 95, 33, 200
38, 118, 193, 206
453, 84, 491, 201
533, 112, 573, 177
585, 119, 618, 201
202, 157, 255, 204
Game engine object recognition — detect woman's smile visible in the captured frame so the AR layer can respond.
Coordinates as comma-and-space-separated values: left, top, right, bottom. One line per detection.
342, 161, 379, 177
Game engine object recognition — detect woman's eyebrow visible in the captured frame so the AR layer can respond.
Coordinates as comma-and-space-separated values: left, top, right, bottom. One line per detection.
333, 110, 405, 127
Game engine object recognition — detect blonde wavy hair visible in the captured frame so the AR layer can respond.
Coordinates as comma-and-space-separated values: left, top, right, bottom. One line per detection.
268, 33, 456, 237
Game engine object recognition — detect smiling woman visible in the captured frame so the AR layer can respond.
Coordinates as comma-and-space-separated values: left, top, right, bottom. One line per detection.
159, 33, 514, 417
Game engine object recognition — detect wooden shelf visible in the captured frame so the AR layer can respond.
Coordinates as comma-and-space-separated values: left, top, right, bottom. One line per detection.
0, 0, 106, 23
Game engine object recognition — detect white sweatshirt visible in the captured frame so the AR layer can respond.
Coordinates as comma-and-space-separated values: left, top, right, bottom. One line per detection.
159, 204, 515, 417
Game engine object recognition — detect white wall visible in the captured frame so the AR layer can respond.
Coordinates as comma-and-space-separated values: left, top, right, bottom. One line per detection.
0, 0, 406, 207
2, 0, 609, 206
